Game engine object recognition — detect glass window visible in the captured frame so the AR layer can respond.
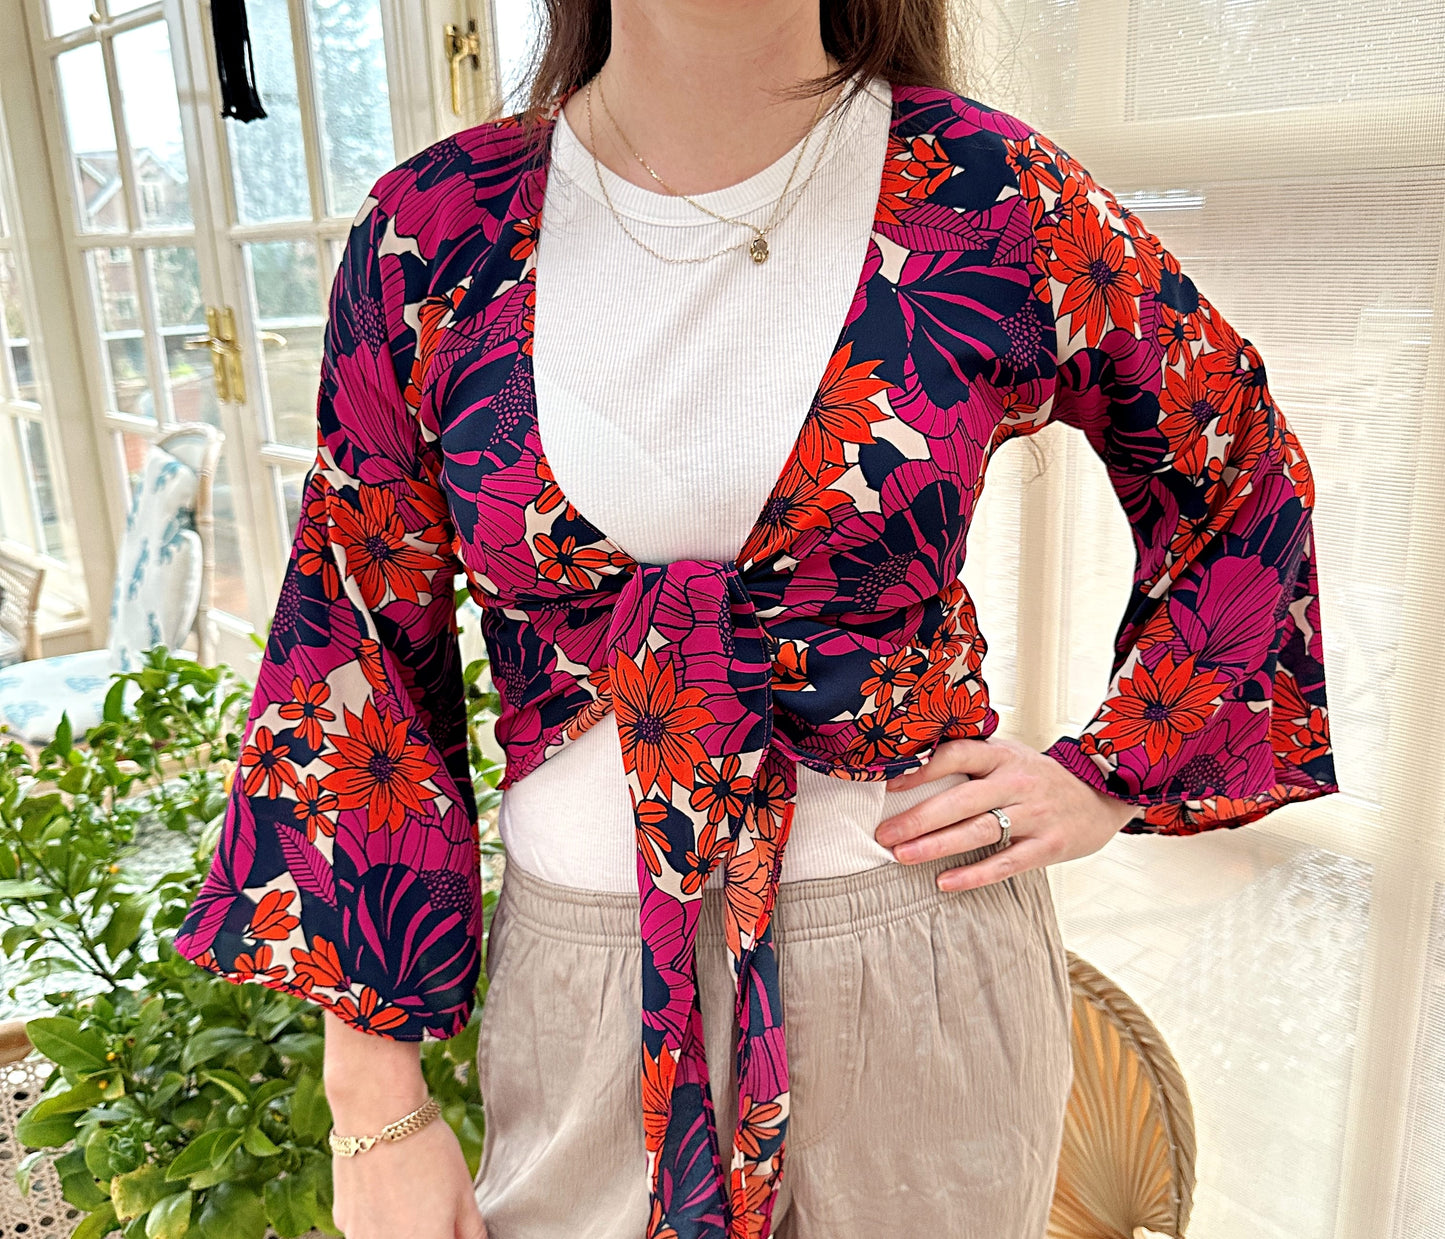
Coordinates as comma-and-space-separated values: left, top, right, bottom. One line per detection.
56, 44, 124, 235
85, 247, 155, 420
306, 0, 394, 216
227, 0, 311, 223
245, 239, 323, 448
147, 246, 219, 427
113, 21, 192, 229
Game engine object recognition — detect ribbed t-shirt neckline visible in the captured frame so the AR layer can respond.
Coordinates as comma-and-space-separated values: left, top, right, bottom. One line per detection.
549, 73, 888, 227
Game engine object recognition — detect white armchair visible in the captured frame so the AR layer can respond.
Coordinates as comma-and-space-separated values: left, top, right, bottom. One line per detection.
0, 424, 221, 744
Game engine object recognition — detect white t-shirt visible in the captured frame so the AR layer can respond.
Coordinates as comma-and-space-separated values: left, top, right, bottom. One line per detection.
497, 74, 967, 891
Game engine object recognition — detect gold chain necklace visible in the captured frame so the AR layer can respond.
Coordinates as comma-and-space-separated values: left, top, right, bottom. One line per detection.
583, 75, 843, 266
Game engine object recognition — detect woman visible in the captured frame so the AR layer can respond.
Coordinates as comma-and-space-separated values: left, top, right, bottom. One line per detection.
177, 2, 1338, 1237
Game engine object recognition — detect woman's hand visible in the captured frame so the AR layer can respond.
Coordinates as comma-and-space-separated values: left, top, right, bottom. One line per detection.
324, 1013, 487, 1239
877, 734, 1141, 891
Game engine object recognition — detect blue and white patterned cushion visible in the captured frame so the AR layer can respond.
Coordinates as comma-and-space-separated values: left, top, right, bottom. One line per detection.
107, 446, 203, 673
0, 442, 206, 745
0, 649, 118, 744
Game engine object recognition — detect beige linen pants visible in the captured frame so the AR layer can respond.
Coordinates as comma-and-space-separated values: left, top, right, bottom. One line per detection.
473, 843, 1074, 1237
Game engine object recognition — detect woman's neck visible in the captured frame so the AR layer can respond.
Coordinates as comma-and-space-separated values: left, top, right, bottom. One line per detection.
559, 0, 839, 195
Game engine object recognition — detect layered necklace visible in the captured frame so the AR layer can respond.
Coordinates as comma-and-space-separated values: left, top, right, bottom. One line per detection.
582, 71, 847, 266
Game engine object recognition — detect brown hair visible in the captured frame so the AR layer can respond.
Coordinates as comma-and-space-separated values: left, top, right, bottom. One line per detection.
502, 1, 964, 126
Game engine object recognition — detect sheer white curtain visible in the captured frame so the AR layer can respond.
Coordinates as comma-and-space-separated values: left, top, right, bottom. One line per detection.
957, 2, 1445, 1236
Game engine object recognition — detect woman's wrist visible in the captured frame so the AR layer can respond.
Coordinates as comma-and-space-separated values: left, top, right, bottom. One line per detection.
322, 1012, 429, 1130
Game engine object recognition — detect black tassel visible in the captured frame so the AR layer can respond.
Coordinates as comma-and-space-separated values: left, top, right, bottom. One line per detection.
210, 0, 267, 122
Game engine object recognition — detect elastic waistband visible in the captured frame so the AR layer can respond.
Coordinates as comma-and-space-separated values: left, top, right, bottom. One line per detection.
494, 840, 1010, 948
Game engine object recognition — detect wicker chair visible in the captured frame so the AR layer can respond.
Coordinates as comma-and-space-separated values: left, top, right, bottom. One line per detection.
1048, 953, 1197, 1239
0, 542, 45, 668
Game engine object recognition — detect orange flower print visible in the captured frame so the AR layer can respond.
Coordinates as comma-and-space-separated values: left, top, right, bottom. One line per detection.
796, 343, 890, 476
1160, 367, 1228, 480
240, 726, 295, 797
232, 944, 286, 982
509, 216, 538, 262
739, 458, 851, 565
900, 674, 987, 743
330, 484, 436, 609
734, 1095, 783, 1162
641, 1044, 678, 1154
635, 797, 672, 877
878, 133, 952, 221
689, 754, 749, 825
248, 889, 301, 941
1158, 303, 1202, 368
534, 533, 611, 590
278, 678, 336, 750
295, 521, 340, 600
612, 648, 711, 798
1270, 672, 1332, 765
357, 639, 389, 693
292, 936, 347, 991
534, 456, 575, 517
1005, 139, 1063, 208
646, 1200, 680, 1239
729, 1169, 776, 1239
331, 985, 408, 1033
1041, 193, 1142, 349
320, 699, 440, 833
860, 649, 926, 704
405, 285, 466, 412
771, 641, 808, 691
291, 774, 339, 841
847, 698, 909, 765
1097, 652, 1226, 764
681, 820, 730, 896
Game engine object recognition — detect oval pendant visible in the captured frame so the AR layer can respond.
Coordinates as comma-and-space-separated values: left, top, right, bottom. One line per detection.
749, 235, 769, 264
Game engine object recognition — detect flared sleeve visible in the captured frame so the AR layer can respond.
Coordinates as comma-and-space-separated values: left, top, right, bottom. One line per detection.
1003, 130, 1339, 833
175, 189, 480, 1039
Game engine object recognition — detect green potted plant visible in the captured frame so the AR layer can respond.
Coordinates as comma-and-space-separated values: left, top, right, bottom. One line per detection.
1, 647, 503, 1238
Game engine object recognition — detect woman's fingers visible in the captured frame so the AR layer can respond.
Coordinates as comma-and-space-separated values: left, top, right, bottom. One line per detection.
876, 768, 1022, 847
889, 808, 1012, 864
936, 834, 1055, 891
884, 737, 1009, 791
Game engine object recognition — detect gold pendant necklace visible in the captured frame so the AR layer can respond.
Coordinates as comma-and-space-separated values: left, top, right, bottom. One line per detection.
585, 73, 841, 266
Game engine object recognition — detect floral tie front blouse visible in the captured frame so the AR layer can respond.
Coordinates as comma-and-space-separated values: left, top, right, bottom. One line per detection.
177, 83, 1338, 1239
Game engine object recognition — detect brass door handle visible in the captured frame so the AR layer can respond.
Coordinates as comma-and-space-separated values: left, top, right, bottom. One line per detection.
445, 20, 482, 117
184, 306, 246, 404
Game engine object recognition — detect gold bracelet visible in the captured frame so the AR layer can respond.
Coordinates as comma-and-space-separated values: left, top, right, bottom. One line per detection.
328, 1095, 441, 1157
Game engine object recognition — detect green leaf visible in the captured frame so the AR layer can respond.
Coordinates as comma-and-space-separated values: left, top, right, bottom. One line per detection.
241, 1123, 280, 1157
196, 1068, 250, 1104
181, 1028, 255, 1071
111, 1164, 168, 1221
263, 1172, 320, 1239
25, 1016, 108, 1071
162, 1132, 224, 1183
51, 713, 73, 757
25, 1075, 109, 1120
192, 1181, 266, 1239
15, 1104, 79, 1148
146, 1190, 192, 1239
0, 877, 49, 898
71, 1200, 118, 1239
287, 1071, 331, 1143
103, 678, 127, 724
100, 895, 148, 963
207, 1128, 242, 1171
58, 1162, 112, 1212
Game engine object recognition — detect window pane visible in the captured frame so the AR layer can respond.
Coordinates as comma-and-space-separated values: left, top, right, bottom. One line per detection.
273, 459, 309, 545
0, 250, 38, 403
113, 22, 192, 230
18, 417, 67, 560
307, 0, 394, 216
210, 452, 250, 616
245, 239, 323, 447
45, 0, 92, 36
147, 247, 218, 426
1127, 0, 1445, 120
493, 0, 542, 111
86, 247, 155, 420
56, 44, 124, 234
228, 0, 309, 224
